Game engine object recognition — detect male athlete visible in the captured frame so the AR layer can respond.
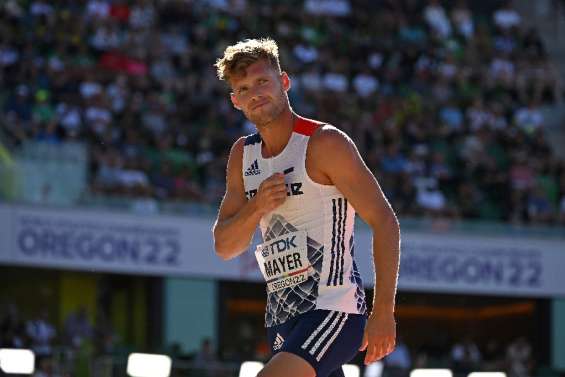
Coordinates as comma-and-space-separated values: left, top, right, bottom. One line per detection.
213, 38, 400, 377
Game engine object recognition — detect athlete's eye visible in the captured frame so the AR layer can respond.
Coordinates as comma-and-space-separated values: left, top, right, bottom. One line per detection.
238, 87, 248, 95
258, 79, 268, 85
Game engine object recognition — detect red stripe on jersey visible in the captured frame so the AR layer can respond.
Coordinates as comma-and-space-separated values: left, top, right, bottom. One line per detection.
293, 116, 324, 136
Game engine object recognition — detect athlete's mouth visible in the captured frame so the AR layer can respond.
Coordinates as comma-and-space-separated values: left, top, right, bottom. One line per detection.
251, 101, 269, 110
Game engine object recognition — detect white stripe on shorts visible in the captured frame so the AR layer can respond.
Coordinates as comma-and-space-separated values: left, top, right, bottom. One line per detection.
309, 312, 345, 356
315, 313, 348, 361
301, 311, 336, 350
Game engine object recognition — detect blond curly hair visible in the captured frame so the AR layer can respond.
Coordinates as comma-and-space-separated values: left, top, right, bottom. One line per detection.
215, 38, 281, 83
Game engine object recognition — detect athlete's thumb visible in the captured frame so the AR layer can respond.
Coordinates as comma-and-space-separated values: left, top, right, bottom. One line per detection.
359, 331, 368, 351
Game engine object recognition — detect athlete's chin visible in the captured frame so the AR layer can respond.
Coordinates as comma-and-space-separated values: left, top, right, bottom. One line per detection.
247, 112, 276, 127
247, 105, 284, 127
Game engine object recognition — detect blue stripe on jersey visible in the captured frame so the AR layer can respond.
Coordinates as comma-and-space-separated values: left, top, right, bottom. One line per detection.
244, 133, 261, 145
329, 198, 351, 286
349, 235, 356, 284
333, 198, 343, 286
339, 199, 348, 285
327, 199, 337, 286
283, 167, 294, 174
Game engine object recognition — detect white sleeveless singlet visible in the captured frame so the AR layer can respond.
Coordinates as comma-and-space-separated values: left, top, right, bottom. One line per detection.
242, 116, 367, 327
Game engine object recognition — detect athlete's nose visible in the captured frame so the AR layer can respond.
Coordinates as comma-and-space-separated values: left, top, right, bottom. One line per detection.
250, 87, 264, 101
250, 94, 266, 109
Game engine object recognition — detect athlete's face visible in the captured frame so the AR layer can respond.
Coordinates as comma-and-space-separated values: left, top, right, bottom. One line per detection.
230, 59, 291, 127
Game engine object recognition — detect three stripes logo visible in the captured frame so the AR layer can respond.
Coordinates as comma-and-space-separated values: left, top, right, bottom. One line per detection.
245, 159, 261, 176
301, 311, 349, 362
327, 198, 348, 286
273, 333, 285, 351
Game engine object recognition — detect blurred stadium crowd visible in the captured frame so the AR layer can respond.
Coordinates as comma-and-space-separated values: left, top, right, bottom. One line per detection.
1, 0, 565, 225
0, 303, 118, 376
0, 301, 539, 377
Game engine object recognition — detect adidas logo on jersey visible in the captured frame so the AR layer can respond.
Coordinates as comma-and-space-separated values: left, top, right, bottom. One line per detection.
245, 159, 261, 176
273, 333, 285, 351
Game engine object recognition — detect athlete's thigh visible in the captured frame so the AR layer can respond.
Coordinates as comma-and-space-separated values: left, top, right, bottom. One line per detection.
257, 351, 315, 377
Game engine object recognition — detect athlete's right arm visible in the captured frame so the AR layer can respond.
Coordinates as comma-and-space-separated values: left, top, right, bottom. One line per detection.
212, 137, 287, 260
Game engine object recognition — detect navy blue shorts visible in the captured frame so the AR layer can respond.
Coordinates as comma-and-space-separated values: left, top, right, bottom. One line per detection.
266, 310, 366, 377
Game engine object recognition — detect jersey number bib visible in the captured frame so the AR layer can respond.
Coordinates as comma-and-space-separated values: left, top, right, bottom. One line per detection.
256, 231, 311, 292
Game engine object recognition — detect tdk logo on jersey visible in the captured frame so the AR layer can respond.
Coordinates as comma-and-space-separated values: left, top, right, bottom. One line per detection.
260, 236, 297, 257
245, 160, 261, 176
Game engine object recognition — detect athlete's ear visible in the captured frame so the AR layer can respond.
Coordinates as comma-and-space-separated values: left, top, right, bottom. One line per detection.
281, 72, 291, 92
230, 93, 242, 111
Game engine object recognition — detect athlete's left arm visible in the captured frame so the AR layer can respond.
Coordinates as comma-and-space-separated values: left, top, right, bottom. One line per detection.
309, 126, 400, 365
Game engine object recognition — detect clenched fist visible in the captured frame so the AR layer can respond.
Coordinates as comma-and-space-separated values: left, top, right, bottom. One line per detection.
254, 173, 287, 215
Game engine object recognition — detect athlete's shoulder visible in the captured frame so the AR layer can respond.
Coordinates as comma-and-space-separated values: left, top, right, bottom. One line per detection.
230, 136, 246, 153
309, 124, 354, 150
230, 133, 260, 154
227, 136, 247, 169
293, 115, 326, 136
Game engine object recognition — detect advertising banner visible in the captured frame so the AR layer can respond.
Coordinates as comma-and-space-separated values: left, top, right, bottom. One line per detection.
1, 204, 564, 298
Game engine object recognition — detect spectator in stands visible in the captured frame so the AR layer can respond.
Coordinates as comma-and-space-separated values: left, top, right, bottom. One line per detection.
450, 337, 482, 377
424, 0, 452, 39
26, 309, 56, 359
63, 307, 93, 349
514, 100, 544, 135
0, 303, 26, 348
527, 184, 555, 223
494, 1, 522, 31
415, 177, 449, 217
451, 0, 474, 40
506, 336, 534, 377
193, 338, 222, 377
483, 339, 505, 371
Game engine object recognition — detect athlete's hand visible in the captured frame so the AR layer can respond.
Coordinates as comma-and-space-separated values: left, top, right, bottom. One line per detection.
359, 309, 396, 365
255, 173, 287, 214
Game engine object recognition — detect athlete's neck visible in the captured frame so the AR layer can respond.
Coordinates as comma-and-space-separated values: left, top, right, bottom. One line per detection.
257, 108, 296, 158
